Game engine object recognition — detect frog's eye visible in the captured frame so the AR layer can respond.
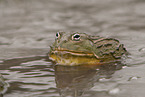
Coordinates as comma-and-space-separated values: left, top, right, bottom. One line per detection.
72, 34, 81, 41
56, 32, 60, 39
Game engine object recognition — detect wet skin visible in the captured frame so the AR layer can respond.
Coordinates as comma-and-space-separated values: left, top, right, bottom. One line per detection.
49, 32, 127, 65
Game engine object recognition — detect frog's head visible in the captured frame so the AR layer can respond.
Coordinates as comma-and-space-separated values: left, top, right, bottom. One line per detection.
49, 32, 98, 65
50, 32, 94, 54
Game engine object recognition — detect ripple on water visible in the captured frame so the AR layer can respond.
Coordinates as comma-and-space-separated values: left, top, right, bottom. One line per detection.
139, 47, 145, 53
0, 57, 59, 97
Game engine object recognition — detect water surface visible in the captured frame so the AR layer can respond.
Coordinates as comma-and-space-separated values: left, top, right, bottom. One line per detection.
0, 0, 145, 97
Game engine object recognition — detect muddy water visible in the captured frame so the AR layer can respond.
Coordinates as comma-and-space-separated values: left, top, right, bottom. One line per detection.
0, 0, 145, 97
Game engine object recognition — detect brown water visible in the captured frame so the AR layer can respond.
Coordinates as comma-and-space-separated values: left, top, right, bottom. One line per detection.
0, 0, 145, 97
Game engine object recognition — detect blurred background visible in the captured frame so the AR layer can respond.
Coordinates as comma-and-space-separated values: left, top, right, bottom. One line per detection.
0, 0, 145, 97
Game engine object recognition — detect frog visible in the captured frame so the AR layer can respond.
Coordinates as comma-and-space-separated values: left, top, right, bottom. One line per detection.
48, 32, 127, 66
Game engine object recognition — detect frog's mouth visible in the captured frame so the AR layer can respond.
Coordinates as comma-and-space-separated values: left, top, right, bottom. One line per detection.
50, 48, 94, 57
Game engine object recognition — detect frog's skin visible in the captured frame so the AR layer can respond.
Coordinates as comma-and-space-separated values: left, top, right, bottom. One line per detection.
49, 32, 127, 65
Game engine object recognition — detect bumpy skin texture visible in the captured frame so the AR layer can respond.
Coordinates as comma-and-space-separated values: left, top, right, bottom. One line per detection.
49, 32, 127, 65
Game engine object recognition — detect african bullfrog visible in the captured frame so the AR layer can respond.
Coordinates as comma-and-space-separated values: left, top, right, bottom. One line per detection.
48, 32, 127, 65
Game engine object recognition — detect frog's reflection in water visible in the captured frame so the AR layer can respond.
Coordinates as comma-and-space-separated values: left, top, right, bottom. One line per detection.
54, 62, 123, 97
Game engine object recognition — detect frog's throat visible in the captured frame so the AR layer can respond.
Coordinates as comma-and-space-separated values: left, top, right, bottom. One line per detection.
49, 54, 100, 66
49, 48, 100, 65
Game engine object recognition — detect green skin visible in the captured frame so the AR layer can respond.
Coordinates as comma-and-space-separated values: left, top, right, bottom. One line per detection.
49, 32, 127, 60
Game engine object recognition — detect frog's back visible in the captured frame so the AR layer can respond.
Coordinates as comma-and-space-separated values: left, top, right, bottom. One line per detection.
89, 36, 127, 60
